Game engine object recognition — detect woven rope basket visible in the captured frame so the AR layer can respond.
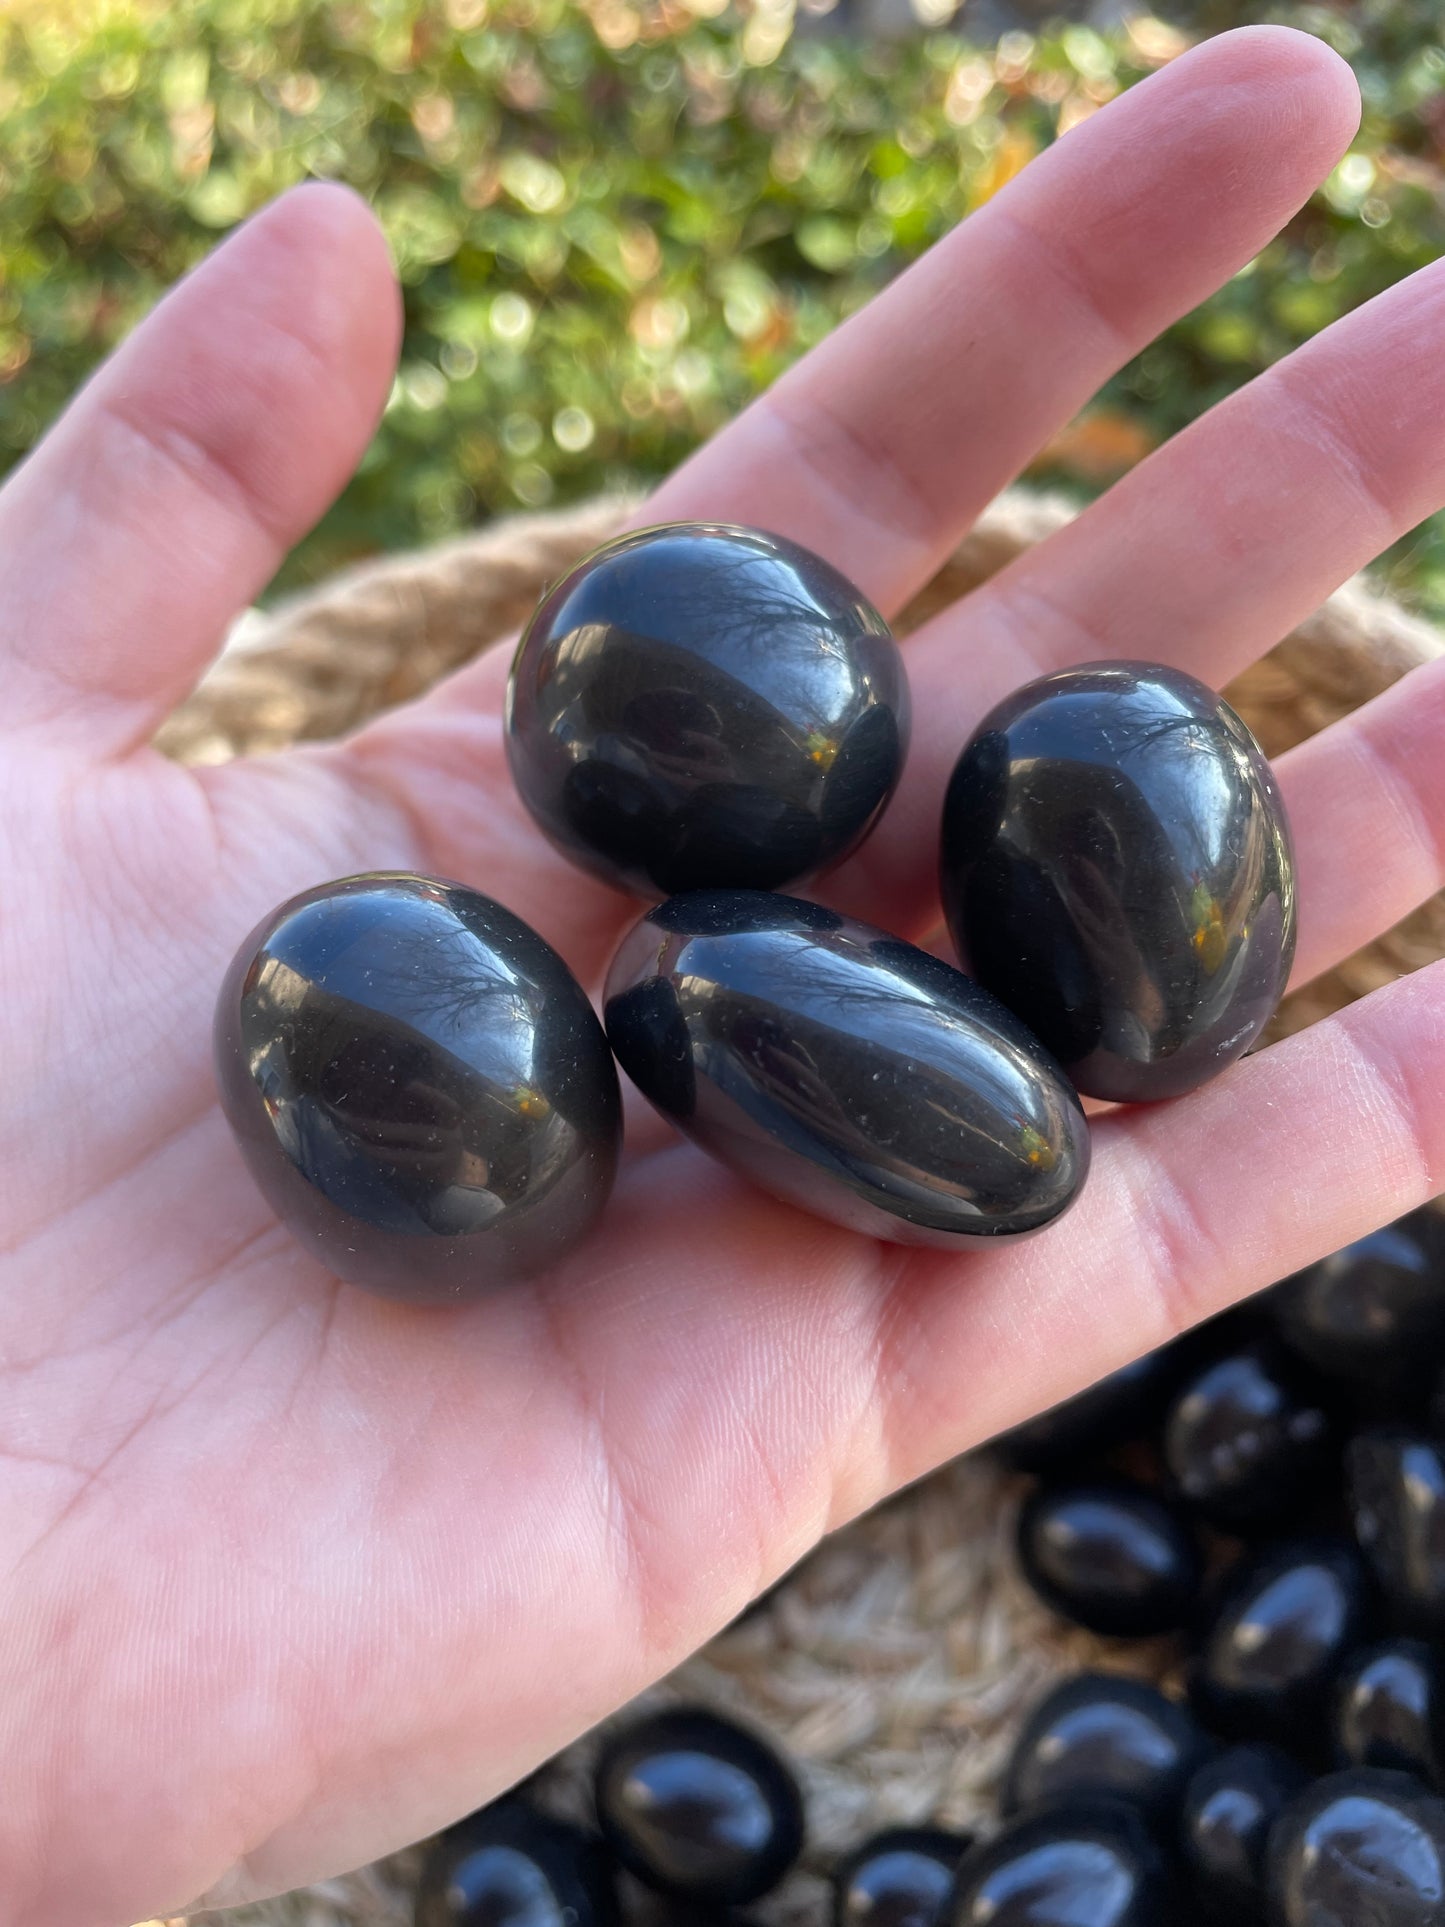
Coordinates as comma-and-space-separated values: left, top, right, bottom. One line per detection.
170, 489, 1445, 1927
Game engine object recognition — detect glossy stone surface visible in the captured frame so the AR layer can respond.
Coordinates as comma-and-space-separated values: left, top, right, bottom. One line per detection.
1336, 1639, 1445, 1783
832, 1828, 972, 1927
939, 661, 1295, 1103
505, 522, 908, 899
1162, 1341, 1334, 1531
1348, 1431, 1445, 1634
1178, 1743, 1306, 1922
950, 1804, 1174, 1927
604, 892, 1089, 1244
1268, 1768, 1445, 1927
1190, 1540, 1374, 1752
1016, 1480, 1202, 1637
593, 1707, 804, 1905
1269, 1214, 1445, 1405
415, 1801, 617, 1927
215, 875, 621, 1304
1002, 1674, 1208, 1824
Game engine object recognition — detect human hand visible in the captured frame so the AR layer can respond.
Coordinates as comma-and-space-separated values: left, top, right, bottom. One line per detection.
4, 27, 1444, 1924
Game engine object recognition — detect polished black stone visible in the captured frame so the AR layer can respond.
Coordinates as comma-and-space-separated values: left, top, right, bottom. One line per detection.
1269, 1213, 1445, 1407
604, 891, 1089, 1243
505, 522, 908, 899
939, 661, 1295, 1103
1190, 1540, 1374, 1752
593, 1707, 804, 1905
1348, 1431, 1445, 1635
1267, 1768, 1445, 1927
1015, 1481, 1201, 1637
415, 1800, 617, 1927
832, 1828, 973, 1927
1002, 1675, 1208, 1824
1336, 1639, 1445, 1783
994, 1352, 1178, 1474
1162, 1341, 1335, 1531
949, 1803, 1174, 1927
1178, 1743, 1306, 1922
214, 873, 621, 1304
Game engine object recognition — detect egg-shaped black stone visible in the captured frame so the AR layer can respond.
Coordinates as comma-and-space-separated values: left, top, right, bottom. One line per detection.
1267, 1768, 1445, 1927
1178, 1743, 1306, 1922
832, 1828, 972, 1927
415, 1800, 618, 1927
1016, 1481, 1202, 1637
1336, 1639, 1445, 1783
950, 1803, 1174, 1927
505, 522, 908, 899
593, 1707, 804, 1905
214, 873, 621, 1304
1348, 1431, 1445, 1635
1002, 1675, 1208, 1824
1162, 1341, 1335, 1531
604, 891, 1089, 1243
939, 661, 1295, 1103
1190, 1540, 1374, 1752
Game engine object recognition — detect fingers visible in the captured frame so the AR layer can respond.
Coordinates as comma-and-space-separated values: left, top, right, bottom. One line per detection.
0, 185, 400, 759
836, 253, 1445, 934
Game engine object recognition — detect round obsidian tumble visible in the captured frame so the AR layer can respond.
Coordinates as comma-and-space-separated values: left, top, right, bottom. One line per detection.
1336, 1639, 1445, 1783
415, 1800, 617, 1927
1002, 1675, 1208, 1824
1016, 1481, 1201, 1637
1190, 1539, 1375, 1752
832, 1828, 972, 1927
593, 1707, 804, 1906
1179, 1743, 1306, 1922
604, 891, 1089, 1243
214, 873, 621, 1303
939, 661, 1295, 1103
950, 1803, 1174, 1927
1269, 1213, 1445, 1407
1162, 1341, 1334, 1531
1268, 1768, 1445, 1927
505, 522, 908, 899
1348, 1431, 1445, 1634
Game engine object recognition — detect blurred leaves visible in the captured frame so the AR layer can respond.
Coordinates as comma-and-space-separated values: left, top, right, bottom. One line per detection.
0, 0, 1442, 615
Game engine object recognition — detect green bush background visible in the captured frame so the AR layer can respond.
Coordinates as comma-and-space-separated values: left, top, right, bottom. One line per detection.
1, 0, 1442, 612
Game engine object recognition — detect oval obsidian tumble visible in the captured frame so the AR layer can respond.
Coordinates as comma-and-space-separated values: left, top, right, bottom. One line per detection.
505, 522, 908, 899
214, 874, 621, 1303
1268, 1768, 1445, 1927
1162, 1342, 1334, 1531
415, 1800, 617, 1927
604, 891, 1089, 1243
950, 1803, 1174, 1927
1179, 1743, 1306, 1922
1002, 1675, 1207, 1824
1016, 1481, 1202, 1637
594, 1707, 804, 1905
1348, 1431, 1445, 1634
939, 661, 1295, 1103
832, 1828, 972, 1927
1336, 1639, 1445, 1783
1269, 1213, 1445, 1405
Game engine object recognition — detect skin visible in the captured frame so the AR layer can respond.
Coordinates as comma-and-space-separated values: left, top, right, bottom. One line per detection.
4, 26, 1445, 1924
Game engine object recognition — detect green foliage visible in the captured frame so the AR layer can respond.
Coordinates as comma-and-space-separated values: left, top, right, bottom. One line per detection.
0, 0, 1442, 616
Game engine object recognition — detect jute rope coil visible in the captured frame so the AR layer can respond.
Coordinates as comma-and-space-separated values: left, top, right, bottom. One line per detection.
172, 491, 1445, 1927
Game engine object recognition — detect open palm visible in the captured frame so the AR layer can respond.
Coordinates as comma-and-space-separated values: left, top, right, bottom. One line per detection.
6, 28, 1445, 1925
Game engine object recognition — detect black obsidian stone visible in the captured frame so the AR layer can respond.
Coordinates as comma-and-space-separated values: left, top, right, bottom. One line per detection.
415, 1800, 617, 1927
1162, 1341, 1335, 1531
593, 1707, 804, 1905
939, 661, 1295, 1104
505, 522, 908, 899
1190, 1540, 1375, 1752
1348, 1431, 1445, 1634
950, 1803, 1174, 1927
832, 1828, 972, 1927
604, 890, 1089, 1243
214, 873, 621, 1304
1267, 1768, 1445, 1927
994, 1352, 1178, 1474
1002, 1675, 1208, 1824
1016, 1481, 1202, 1637
1336, 1639, 1445, 1783
1178, 1743, 1306, 1922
